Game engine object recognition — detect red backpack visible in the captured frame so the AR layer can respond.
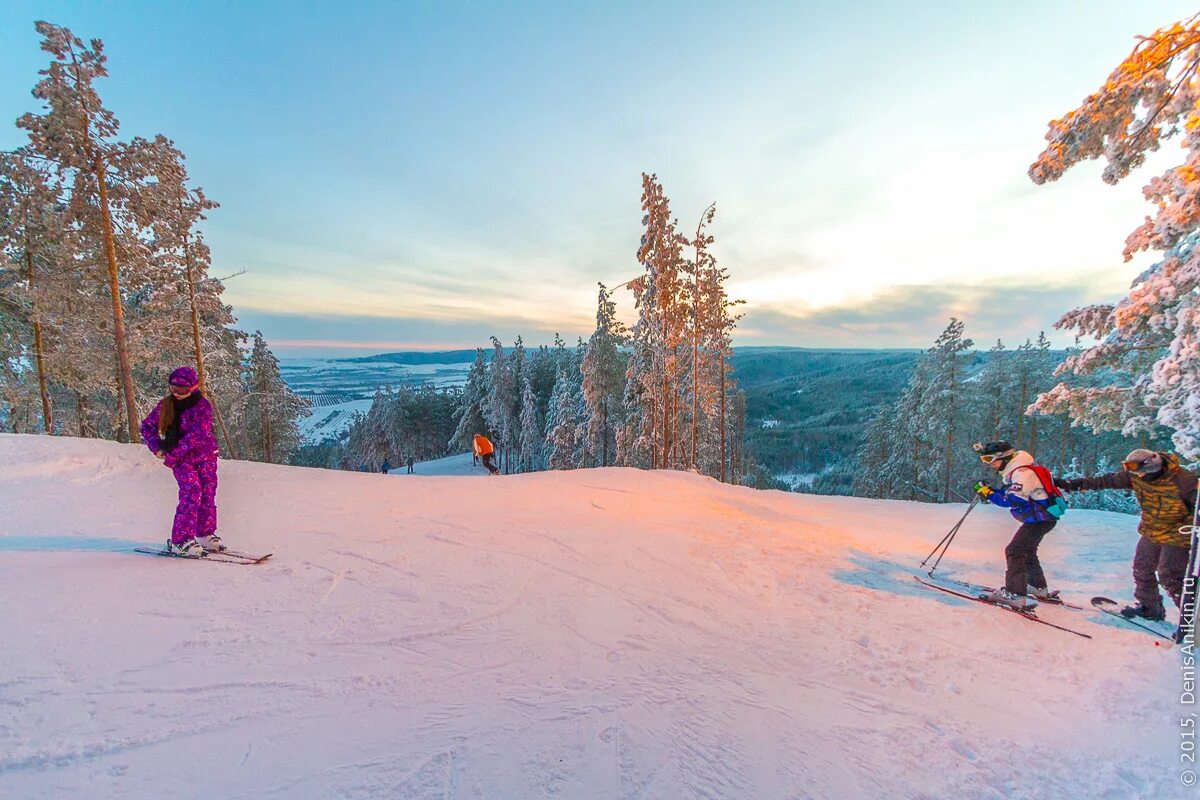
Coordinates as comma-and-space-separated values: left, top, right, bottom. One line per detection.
1025, 464, 1068, 519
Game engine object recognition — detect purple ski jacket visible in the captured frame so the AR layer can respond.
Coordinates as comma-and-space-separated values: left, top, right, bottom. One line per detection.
140, 395, 219, 467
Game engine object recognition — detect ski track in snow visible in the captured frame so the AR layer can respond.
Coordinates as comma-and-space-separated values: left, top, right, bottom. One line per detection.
0, 434, 1192, 799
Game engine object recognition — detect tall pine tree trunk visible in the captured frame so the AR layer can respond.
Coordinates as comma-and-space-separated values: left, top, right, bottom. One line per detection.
178, 203, 236, 458
691, 290, 699, 472
719, 361, 727, 483
94, 152, 139, 442
25, 247, 53, 433
262, 395, 274, 463
661, 376, 671, 470
76, 392, 88, 437
943, 371, 957, 503
1059, 415, 1070, 469
601, 398, 608, 467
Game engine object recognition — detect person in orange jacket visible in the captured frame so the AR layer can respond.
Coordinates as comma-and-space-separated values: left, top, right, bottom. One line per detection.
473, 433, 499, 475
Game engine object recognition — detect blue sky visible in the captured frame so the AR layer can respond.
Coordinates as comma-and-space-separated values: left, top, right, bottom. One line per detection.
1, 1, 1193, 356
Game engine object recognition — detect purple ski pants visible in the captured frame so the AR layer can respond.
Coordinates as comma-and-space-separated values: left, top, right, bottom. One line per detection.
170, 458, 218, 545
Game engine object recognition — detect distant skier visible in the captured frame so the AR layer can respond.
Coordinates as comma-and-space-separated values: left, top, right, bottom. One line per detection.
473, 433, 500, 475
140, 367, 224, 558
972, 441, 1066, 610
1055, 449, 1196, 622
381, 458, 391, 474
406, 455, 415, 474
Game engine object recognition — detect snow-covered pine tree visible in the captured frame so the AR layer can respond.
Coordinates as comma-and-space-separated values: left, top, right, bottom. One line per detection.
625, 173, 690, 470
130, 137, 244, 456
917, 319, 975, 503
685, 204, 715, 470
729, 388, 748, 485
617, 335, 653, 468
1024, 332, 1053, 454
852, 402, 898, 499
16, 22, 145, 440
545, 370, 579, 470
525, 341, 559, 422
1028, 15, 1200, 456
483, 337, 516, 472
344, 388, 391, 470
869, 322, 974, 504
0, 154, 66, 433
517, 375, 543, 472
0, 255, 38, 432
581, 284, 628, 467
976, 339, 1011, 442
695, 220, 742, 482
240, 331, 307, 464
1008, 335, 1054, 452
450, 348, 488, 451
509, 336, 527, 471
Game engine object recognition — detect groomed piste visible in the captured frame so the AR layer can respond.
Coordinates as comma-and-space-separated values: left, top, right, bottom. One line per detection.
0, 434, 1187, 799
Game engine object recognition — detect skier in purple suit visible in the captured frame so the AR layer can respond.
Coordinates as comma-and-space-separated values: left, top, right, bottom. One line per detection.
140, 367, 225, 557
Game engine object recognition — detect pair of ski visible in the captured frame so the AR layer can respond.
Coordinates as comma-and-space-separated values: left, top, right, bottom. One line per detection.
134, 546, 273, 565
913, 575, 1092, 639
916, 575, 1176, 645
945, 575, 1176, 644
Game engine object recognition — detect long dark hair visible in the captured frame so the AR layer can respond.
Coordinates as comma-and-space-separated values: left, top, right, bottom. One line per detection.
158, 389, 204, 437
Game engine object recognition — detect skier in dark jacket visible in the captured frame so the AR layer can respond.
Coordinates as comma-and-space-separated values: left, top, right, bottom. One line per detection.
972, 441, 1062, 610
1056, 450, 1197, 621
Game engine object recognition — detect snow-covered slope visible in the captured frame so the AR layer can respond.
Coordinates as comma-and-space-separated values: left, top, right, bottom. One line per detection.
0, 434, 1188, 799
388, 452, 486, 477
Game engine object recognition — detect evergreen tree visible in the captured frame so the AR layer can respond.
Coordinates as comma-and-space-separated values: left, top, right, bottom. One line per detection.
0, 155, 66, 433
546, 370, 579, 470
517, 375, 543, 472
240, 331, 307, 464
976, 339, 1011, 442
450, 348, 488, 450
917, 319, 975, 503
483, 337, 515, 472
1028, 16, 1200, 455
581, 284, 628, 467
17, 22, 144, 439
852, 404, 898, 498
624, 173, 689, 470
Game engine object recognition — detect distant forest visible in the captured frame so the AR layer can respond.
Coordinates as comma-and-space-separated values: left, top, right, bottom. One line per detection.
733, 348, 920, 488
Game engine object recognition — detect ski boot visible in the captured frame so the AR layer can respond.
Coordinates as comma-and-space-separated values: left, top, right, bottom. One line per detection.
1028, 585, 1060, 601
197, 534, 227, 553
168, 538, 206, 558
1120, 603, 1166, 622
983, 587, 1038, 611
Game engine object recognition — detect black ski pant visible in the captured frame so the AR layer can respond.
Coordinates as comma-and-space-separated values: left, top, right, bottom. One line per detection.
482, 453, 499, 475
1133, 535, 1189, 612
1005, 519, 1057, 595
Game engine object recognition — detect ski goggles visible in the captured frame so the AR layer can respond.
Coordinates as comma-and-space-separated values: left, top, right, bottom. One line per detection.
1122, 457, 1158, 474
168, 382, 199, 397
978, 452, 1012, 464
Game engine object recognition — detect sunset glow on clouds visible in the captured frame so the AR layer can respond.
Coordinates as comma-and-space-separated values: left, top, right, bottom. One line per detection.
1, 0, 1193, 355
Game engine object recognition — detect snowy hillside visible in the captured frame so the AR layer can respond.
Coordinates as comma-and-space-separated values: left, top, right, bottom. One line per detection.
0, 434, 1190, 799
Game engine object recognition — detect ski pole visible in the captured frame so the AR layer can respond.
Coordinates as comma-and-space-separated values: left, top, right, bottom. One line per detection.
920, 494, 978, 567
921, 494, 981, 576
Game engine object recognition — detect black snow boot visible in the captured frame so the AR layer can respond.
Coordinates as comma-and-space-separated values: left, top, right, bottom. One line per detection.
1120, 603, 1166, 622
